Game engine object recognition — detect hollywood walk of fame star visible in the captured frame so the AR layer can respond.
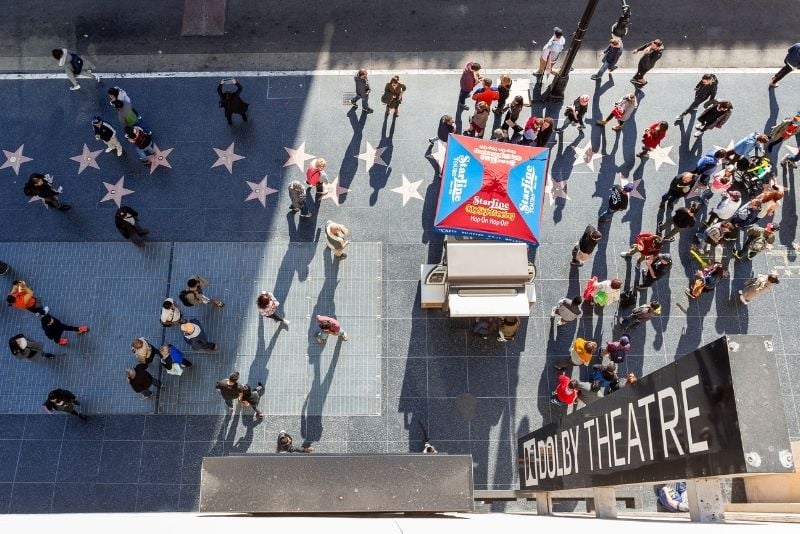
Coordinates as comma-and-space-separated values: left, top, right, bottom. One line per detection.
428, 140, 446, 170
244, 176, 278, 207
618, 174, 645, 200
320, 177, 350, 206
573, 143, 603, 172
69, 144, 103, 174
148, 144, 174, 175
649, 144, 675, 171
356, 141, 388, 172
1, 144, 33, 175
211, 143, 245, 173
100, 176, 135, 207
544, 175, 570, 206
390, 175, 424, 206
785, 145, 799, 158
283, 142, 315, 171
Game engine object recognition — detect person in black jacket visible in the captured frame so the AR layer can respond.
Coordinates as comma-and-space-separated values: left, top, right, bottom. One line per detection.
591, 37, 623, 81
239, 381, 265, 419
659, 202, 699, 241
126, 364, 161, 399
24, 173, 70, 211
277, 431, 313, 453
9, 334, 54, 359
43, 389, 87, 419
675, 74, 718, 121
631, 39, 663, 87
571, 225, 603, 267
115, 206, 149, 246
349, 68, 373, 113
217, 79, 249, 125
428, 115, 455, 145
557, 95, 589, 133
92, 116, 123, 157
599, 182, 634, 222
40, 313, 89, 346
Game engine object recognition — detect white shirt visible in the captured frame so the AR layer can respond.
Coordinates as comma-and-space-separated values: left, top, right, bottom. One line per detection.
542, 36, 566, 60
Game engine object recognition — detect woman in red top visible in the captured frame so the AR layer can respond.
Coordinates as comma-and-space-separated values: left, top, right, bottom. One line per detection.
639, 121, 669, 158
551, 374, 578, 406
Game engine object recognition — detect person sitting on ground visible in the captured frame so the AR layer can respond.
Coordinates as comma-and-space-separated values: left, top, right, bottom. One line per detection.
497, 317, 520, 342
659, 482, 689, 512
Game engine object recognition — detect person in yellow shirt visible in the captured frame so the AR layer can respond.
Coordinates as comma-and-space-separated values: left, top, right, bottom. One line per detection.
553, 338, 598, 371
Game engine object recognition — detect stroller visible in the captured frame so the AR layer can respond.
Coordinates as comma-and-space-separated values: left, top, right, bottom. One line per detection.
732, 155, 772, 196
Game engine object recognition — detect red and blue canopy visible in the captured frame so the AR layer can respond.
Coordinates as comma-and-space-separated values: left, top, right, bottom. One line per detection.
434, 134, 549, 246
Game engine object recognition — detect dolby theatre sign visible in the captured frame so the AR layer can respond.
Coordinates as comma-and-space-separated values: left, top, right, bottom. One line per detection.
518, 336, 795, 491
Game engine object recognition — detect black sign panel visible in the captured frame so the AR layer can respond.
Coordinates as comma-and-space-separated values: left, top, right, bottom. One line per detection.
518, 336, 794, 491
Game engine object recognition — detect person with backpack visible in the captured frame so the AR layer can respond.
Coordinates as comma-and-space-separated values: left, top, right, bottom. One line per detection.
131, 337, 157, 367
595, 93, 637, 131
217, 78, 249, 125
180, 275, 225, 308
315, 315, 349, 344
767, 113, 800, 153
7, 279, 47, 316
160, 297, 183, 327
675, 73, 718, 121
618, 301, 661, 331
598, 182, 634, 222
24, 173, 71, 211
43, 389, 87, 420
734, 222, 778, 261
51, 48, 99, 91
685, 263, 727, 300
9, 334, 55, 360
301, 158, 328, 219
602, 336, 631, 365
159, 344, 192, 377
550, 295, 583, 327
124, 125, 155, 164
570, 224, 602, 267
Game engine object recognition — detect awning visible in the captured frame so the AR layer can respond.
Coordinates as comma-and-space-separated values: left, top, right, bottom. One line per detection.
447, 290, 531, 318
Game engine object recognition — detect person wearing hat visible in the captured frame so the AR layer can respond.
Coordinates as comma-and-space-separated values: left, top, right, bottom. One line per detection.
215, 371, 243, 411
557, 94, 590, 133
535, 27, 566, 77
592, 38, 623, 81
739, 274, 780, 305
635, 253, 673, 292
631, 39, 664, 87
735, 222, 779, 261
618, 301, 661, 331
91, 116, 123, 157
602, 336, 631, 365
599, 182, 634, 222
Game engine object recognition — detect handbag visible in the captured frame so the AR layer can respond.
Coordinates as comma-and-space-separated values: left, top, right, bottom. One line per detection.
380, 90, 393, 105
70, 54, 83, 75
611, 104, 624, 119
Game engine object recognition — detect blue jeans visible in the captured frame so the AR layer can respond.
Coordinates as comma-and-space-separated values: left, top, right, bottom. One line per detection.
598, 207, 615, 221
135, 143, 155, 162
141, 377, 161, 398
350, 93, 369, 109
595, 62, 611, 78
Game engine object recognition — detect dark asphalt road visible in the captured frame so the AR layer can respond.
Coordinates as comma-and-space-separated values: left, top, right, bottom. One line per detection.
0, 0, 797, 57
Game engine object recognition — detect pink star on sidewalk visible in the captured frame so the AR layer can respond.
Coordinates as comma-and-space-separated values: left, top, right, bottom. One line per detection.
244, 176, 278, 207
618, 174, 645, 200
356, 142, 388, 171
320, 177, 350, 206
148, 144, 174, 175
100, 176, 135, 207
1, 144, 33, 175
283, 142, 315, 171
211, 142, 245, 173
69, 144, 102, 174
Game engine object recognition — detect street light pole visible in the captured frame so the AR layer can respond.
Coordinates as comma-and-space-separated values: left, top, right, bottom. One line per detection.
544, 0, 601, 102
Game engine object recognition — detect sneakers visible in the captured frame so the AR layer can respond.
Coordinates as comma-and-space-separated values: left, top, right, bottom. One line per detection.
739, 294, 749, 305
364, 108, 374, 114
428, 137, 436, 145
282, 319, 291, 327
620, 251, 633, 258
675, 113, 684, 121
351, 102, 358, 108
299, 213, 312, 218
105, 147, 114, 153
58, 338, 68, 346
341, 332, 350, 342
769, 80, 779, 88
77, 325, 89, 334
78, 413, 88, 421
570, 260, 582, 266
637, 151, 649, 158
781, 155, 798, 168
590, 74, 599, 81
44, 353, 55, 359
595, 120, 607, 127
611, 125, 623, 131
43, 306, 50, 314
693, 130, 703, 137
69, 85, 81, 91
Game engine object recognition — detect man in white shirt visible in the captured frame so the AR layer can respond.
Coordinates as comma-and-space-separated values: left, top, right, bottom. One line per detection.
535, 27, 566, 76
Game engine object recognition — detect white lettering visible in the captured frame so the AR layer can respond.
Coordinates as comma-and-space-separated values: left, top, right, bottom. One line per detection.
638, 394, 657, 461
595, 414, 612, 469
560, 430, 571, 475
658, 387, 686, 458
609, 408, 625, 467
568, 425, 580, 474
681, 375, 709, 453
583, 419, 596, 470
545, 436, 557, 479
627, 402, 645, 464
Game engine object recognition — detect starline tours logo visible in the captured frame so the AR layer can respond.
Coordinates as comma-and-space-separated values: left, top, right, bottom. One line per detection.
518, 164, 537, 214
449, 154, 470, 203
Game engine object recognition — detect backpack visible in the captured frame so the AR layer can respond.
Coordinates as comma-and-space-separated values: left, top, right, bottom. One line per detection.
69, 53, 83, 75
178, 290, 194, 307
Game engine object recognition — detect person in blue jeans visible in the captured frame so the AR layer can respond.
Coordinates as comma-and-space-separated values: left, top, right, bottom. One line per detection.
691, 149, 726, 202
591, 37, 623, 81
350, 68, 373, 113
659, 481, 688, 512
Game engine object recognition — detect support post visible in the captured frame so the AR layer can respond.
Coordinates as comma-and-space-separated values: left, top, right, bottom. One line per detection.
687, 478, 725, 523
535, 492, 552, 515
544, 0, 601, 101
593, 487, 618, 518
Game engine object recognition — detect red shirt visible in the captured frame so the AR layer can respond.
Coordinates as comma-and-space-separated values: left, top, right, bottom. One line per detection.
636, 232, 662, 256
555, 374, 577, 404
642, 123, 667, 149
316, 315, 341, 334
472, 87, 499, 105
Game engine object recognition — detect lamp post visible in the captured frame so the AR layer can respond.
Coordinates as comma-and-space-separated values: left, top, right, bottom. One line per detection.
544, 0, 601, 102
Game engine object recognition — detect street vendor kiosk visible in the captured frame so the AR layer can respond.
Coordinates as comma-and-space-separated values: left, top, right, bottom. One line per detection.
421, 135, 549, 317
